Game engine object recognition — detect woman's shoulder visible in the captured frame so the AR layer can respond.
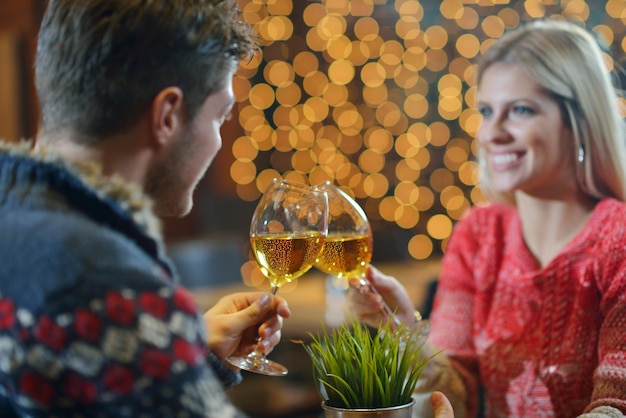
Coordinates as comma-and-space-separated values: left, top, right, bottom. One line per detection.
594, 198, 626, 218
585, 198, 626, 238
584, 199, 626, 250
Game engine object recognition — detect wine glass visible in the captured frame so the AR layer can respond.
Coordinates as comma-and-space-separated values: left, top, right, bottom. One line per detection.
313, 181, 430, 341
227, 178, 328, 376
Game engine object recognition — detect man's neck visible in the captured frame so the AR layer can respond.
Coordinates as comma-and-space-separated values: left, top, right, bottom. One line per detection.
35, 127, 152, 188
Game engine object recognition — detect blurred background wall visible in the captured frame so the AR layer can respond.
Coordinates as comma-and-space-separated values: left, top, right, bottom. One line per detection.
0, 1, 44, 143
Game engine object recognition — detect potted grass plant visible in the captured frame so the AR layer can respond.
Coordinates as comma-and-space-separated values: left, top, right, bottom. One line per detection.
298, 319, 436, 418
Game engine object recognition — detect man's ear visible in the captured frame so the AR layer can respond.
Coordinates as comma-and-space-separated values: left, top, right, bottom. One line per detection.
150, 86, 185, 147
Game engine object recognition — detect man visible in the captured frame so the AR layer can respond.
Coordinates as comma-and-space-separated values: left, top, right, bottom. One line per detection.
0, 0, 457, 416
0, 0, 289, 416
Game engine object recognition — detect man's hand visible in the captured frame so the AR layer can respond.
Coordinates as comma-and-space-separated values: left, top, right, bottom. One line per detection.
431, 391, 455, 418
204, 292, 291, 360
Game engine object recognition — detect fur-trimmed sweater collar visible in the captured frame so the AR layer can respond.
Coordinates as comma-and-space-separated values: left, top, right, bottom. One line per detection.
0, 139, 163, 245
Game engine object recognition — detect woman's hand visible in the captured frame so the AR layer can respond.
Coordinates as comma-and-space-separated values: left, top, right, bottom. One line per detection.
204, 292, 291, 360
346, 265, 415, 328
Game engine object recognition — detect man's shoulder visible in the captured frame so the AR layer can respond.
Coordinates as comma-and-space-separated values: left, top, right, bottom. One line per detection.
0, 207, 170, 306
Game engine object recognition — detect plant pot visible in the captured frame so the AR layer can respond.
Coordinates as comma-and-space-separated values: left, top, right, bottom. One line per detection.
321, 400, 415, 418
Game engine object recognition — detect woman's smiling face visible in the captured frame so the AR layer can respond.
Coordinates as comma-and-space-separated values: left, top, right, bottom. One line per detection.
476, 63, 577, 199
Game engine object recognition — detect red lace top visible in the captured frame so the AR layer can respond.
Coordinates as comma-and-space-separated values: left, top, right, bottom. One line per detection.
429, 198, 626, 417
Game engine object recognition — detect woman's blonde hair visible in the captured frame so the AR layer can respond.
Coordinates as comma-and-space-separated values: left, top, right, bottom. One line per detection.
476, 19, 626, 203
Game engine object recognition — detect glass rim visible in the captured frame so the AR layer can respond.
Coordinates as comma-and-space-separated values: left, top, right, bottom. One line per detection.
264, 177, 326, 196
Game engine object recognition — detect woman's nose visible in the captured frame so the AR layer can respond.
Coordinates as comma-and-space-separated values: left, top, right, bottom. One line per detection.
477, 117, 511, 145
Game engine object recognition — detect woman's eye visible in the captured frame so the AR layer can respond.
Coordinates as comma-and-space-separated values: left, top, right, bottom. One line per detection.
477, 107, 491, 117
511, 105, 535, 115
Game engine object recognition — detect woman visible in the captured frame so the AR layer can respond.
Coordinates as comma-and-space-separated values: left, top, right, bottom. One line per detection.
348, 19, 626, 418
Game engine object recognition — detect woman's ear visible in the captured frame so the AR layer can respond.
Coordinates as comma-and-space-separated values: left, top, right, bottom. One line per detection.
150, 86, 185, 147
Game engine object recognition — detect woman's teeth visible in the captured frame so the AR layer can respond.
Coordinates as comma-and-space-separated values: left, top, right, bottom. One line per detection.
492, 153, 518, 165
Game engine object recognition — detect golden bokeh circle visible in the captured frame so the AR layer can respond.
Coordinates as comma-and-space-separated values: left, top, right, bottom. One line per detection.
228, 0, 622, 265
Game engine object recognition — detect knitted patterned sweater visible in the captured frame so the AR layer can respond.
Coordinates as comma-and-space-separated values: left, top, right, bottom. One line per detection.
0, 143, 245, 417
428, 199, 626, 418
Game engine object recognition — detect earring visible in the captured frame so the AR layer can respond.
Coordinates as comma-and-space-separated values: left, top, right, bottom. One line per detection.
577, 143, 605, 199
578, 145, 584, 162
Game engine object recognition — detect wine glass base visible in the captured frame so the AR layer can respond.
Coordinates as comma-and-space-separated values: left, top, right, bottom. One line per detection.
226, 354, 288, 376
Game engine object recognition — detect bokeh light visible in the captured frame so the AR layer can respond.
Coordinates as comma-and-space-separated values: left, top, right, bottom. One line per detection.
227, 0, 624, 266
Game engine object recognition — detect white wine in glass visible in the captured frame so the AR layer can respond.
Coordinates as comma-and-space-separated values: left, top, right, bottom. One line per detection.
312, 182, 396, 316
227, 178, 328, 376
313, 183, 373, 280
314, 181, 431, 342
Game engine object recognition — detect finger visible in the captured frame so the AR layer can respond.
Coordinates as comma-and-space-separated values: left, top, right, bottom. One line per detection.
343, 298, 387, 327
347, 282, 382, 301
346, 287, 384, 312
350, 267, 395, 299
258, 329, 281, 355
216, 291, 262, 311
236, 327, 260, 355
347, 300, 385, 317
240, 292, 273, 323
258, 313, 284, 339
431, 391, 454, 418
365, 265, 394, 290
273, 296, 291, 318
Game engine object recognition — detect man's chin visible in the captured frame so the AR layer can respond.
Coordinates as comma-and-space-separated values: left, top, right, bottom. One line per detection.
154, 200, 193, 219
